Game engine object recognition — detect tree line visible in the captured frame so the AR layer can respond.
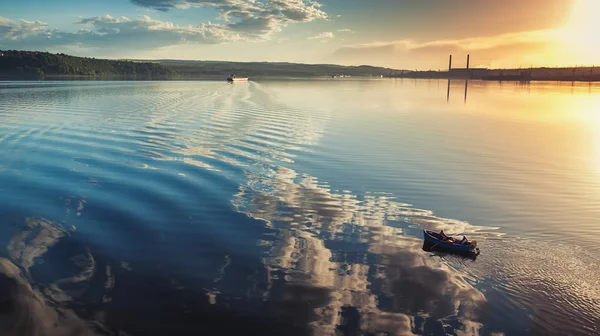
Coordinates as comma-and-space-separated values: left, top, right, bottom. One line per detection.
0, 50, 177, 79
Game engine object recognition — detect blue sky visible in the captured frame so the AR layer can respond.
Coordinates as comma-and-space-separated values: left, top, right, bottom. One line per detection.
2, 0, 596, 68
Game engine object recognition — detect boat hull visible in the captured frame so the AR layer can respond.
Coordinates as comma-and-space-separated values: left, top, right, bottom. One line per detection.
422, 230, 476, 252
227, 77, 249, 82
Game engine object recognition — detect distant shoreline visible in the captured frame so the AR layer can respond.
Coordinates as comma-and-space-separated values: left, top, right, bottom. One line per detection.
2, 51, 600, 83
392, 67, 600, 82
0, 50, 394, 80
0, 75, 371, 81
2, 76, 600, 83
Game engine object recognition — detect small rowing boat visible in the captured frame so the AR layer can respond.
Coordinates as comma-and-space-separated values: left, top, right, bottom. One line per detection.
422, 230, 479, 254
227, 74, 249, 82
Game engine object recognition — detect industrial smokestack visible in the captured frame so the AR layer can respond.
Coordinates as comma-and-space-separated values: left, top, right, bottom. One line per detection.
449, 55, 452, 71
466, 54, 470, 69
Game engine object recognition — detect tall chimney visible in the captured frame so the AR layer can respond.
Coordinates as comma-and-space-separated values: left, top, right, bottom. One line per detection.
449, 55, 453, 71
466, 54, 470, 69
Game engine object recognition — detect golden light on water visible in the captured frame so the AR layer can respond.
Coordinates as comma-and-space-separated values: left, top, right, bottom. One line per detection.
580, 94, 600, 181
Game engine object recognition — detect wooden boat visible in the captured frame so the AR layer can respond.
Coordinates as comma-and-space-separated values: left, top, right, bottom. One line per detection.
227, 75, 249, 82
422, 230, 479, 254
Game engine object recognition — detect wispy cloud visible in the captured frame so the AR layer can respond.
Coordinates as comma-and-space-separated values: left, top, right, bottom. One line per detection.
330, 29, 565, 68
308, 31, 334, 40
343, 29, 558, 51
337, 29, 351, 32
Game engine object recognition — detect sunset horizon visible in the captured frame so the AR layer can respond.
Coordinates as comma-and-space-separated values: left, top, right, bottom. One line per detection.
2, 0, 599, 70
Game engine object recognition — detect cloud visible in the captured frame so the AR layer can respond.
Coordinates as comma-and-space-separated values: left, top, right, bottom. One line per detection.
308, 31, 334, 40
130, 0, 327, 36
337, 28, 351, 32
0, 14, 287, 52
330, 29, 565, 69
0, 17, 48, 40
75, 14, 255, 43
130, 0, 326, 19
0, 1, 327, 51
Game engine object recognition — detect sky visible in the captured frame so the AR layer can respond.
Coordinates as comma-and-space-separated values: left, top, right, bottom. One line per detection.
1, 0, 599, 69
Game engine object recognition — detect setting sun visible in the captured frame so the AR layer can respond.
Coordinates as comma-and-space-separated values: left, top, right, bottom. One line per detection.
560, 0, 600, 64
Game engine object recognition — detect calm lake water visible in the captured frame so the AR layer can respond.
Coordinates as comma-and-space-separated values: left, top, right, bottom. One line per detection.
0, 79, 599, 336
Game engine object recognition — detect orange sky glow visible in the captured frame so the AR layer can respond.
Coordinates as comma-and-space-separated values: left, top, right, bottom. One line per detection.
1, 0, 599, 68
332, 0, 600, 69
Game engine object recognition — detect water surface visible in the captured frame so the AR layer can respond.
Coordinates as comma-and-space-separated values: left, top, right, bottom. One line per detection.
0, 79, 599, 335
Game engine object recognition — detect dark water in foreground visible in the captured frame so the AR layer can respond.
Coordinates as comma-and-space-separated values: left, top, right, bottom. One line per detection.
0, 79, 599, 335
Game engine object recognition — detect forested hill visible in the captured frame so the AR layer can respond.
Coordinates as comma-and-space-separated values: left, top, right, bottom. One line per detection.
0, 51, 177, 78
157, 59, 395, 78
0, 50, 398, 79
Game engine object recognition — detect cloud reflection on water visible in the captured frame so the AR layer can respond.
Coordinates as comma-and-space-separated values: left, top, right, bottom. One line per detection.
0, 258, 105, 336
8, 218, 66, 271
1, 218, 112, 336
232, 166, 487, 335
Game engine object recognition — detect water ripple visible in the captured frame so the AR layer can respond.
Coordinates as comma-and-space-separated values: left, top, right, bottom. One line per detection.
1, 80, 599, 336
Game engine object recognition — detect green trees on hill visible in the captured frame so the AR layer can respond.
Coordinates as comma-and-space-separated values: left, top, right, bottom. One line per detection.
0, 50, 398, 79
0, 51, 177, 78
159, 60, 394, 78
